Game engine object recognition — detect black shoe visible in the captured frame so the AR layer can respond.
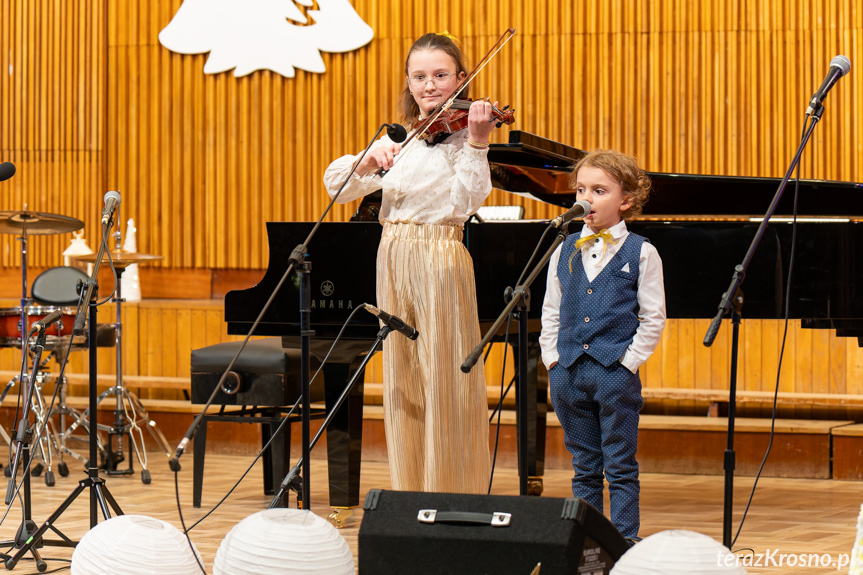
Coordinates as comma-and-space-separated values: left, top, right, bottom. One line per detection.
625, 537, 641, 547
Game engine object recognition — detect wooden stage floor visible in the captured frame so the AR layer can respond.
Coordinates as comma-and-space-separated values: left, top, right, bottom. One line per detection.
0, 453, 859, 574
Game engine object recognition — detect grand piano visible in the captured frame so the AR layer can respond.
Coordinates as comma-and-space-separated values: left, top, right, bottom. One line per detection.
224, 130, 863, 507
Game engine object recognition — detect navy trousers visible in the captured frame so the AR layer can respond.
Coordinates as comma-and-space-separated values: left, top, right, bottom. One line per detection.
548, 354, 643, 539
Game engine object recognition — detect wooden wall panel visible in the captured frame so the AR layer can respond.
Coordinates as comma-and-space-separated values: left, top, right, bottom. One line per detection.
1, 0, 862, 405
6, 0, 858, 271
0, 296, 858, 410
0, 0, 105, 269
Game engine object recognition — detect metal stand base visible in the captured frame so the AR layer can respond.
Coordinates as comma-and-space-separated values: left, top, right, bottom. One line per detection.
88, 386, 171, 484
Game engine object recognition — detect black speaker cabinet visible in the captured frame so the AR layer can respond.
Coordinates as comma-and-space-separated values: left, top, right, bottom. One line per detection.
358, 489, 630, 574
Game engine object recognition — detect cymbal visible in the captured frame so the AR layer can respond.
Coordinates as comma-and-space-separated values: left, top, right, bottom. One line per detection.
74, 249, 163, 267
0, 210, 85, 236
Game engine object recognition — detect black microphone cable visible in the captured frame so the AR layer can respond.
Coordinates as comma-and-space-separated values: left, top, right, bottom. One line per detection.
170, 122, 406, 469
486, 313, 514, 495
178, 305, 367, 533
167, 121, 407, 570
484, 223, 564, 493
729, 112, 810, 551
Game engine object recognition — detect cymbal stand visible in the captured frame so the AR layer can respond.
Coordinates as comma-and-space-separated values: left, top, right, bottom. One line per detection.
0, 226, 37, 469
0, 228, 35, 465
0, 353, 84, 486
42, 339, 92, 474
5, 210, 125, 570
17, 369, 58, 486
89, 225, 171, 484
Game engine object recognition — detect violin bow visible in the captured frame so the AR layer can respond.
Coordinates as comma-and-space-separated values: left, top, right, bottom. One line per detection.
391, 28, 517, 166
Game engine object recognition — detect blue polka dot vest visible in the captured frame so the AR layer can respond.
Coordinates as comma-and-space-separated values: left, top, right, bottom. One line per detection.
556, 233, 646, 368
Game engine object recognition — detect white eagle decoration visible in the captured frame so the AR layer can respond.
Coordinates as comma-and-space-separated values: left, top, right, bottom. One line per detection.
159, 0, 373, 78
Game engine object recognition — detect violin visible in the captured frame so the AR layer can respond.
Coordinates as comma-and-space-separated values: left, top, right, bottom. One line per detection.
413, 98, 515, 143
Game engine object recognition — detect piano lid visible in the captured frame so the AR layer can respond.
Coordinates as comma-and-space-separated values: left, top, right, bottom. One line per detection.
489, 131, 863, 218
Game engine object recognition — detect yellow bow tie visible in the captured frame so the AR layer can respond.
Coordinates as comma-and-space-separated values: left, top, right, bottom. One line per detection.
573, 229, 617, 250
569, 229, 618, 273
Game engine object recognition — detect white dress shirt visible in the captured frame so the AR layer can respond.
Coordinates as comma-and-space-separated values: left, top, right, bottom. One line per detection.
323, 129, 491, 225
539, 219, 666, 373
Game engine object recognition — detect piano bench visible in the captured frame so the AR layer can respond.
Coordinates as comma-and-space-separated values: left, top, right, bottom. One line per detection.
189, 337, 325, 508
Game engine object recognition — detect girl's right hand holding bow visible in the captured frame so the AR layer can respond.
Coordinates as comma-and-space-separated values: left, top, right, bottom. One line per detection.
356, 142, 402, 176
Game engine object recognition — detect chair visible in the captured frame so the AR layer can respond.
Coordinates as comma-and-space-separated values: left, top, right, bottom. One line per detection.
31, 265, 88, 306
30, 266, 115, 347
189, 338, 327, 508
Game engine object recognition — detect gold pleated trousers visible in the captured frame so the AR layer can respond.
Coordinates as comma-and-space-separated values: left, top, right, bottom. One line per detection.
376, 221, 491, 493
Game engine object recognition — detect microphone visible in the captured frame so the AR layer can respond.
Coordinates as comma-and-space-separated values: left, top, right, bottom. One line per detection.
806, 55, 851, 115
363, 304, 419, 340
28, 309, 64, 336
386, 123, 408, 143
374, 124, 408, 177
101, 190, 121, 226
0, 162, 15, 182
549, 200, 592, 229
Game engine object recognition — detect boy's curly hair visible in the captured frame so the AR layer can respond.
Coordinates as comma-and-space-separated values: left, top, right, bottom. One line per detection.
570, 149, 652, 219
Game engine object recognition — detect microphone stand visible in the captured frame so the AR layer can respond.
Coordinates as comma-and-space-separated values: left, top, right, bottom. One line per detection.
0, 330, 51, 571
5, 214, 125, 570
462, 223, 571, 495
170, 123, 397, 512
703, 105, 823, 548
267, 324, 394, 508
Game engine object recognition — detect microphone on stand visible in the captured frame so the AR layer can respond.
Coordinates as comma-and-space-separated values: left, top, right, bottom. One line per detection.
363, 304, 419, 340
375, 124, 408, 177
101, 190, 121, 226
173, 122, 407, 472
806, 55, 851, 116
0, 162, 15, 182
549, 200, 592, 229
386, 123, 408, 143
27, 309, 64, 336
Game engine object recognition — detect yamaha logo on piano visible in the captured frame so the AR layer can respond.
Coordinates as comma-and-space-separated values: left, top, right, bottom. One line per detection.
311, 280, 353, 310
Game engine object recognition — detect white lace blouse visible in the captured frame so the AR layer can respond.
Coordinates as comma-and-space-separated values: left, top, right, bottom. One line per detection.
323, 129, 492, 225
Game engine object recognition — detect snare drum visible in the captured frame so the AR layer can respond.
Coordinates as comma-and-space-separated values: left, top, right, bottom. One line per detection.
0, 306, 77, 347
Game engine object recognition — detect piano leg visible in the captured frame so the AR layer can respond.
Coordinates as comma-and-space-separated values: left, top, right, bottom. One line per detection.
510, 336, 546, 495
323, 360, 365, 511
261, 408, 291, 505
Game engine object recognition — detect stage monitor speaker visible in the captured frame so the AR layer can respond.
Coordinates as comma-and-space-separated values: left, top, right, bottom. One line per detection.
358, 489, 630, 574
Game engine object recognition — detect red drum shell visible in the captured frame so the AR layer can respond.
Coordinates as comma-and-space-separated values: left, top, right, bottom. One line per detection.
0, 306, 77, 345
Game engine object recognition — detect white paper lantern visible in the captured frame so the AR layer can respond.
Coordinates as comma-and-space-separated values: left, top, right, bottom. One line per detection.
71, 515, 203, 575
214, 508, 354, 575
611, 530, 747, 575
850, 503, 863, 575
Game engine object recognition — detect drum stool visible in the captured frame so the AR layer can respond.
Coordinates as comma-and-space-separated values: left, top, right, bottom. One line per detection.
190, 338, 326, 508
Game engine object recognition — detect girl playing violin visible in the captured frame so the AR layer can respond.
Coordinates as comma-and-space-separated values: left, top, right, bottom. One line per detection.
324, 32, 495, 494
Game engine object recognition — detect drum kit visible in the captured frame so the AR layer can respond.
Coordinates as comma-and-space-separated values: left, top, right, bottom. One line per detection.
0, 207, 171, 485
